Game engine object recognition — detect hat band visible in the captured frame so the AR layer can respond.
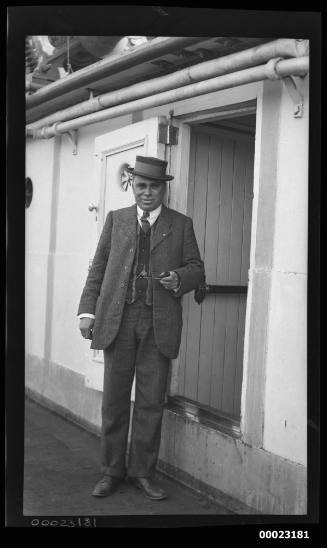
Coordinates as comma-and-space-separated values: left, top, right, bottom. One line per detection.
134, 162, 166, 179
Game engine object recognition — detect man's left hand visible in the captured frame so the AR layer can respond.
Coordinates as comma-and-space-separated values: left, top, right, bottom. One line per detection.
159, 271, 180, 291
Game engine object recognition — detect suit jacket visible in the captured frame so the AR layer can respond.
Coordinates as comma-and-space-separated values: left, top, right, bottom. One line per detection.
78, 203, 205, 358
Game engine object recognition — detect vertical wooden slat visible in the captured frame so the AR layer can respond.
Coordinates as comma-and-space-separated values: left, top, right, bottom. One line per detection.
216, 137, 235, 283
213, 136, 236, 412
233, 143, 254, 414
241, 144, 254, 284
221, 295, 240, 417
209, 294, 228, 409
178, 293, 190, 395
228, 141, 247, 285
233, 295, 247, 416
178, 132, 197, 396
197, 135, 222, 405
184, 131, 209, 401
191, 131, 209, 257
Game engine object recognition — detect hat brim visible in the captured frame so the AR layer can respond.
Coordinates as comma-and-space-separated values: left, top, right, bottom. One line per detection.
126, 166, 174, 181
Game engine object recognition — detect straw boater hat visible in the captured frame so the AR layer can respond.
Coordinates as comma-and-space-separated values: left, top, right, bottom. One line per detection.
127, 156, 174, 181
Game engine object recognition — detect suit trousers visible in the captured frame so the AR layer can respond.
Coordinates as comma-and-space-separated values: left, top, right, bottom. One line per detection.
101, 300, 169, 478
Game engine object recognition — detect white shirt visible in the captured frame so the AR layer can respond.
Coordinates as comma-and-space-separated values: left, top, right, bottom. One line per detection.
136, 204, 162, 227
78, 205, 163, 320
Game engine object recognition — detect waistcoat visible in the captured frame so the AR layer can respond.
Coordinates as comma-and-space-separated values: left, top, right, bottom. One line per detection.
125, 219, 158, 306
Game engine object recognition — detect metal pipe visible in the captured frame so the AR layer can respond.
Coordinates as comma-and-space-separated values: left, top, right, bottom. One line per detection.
26, 56, 309, 139
26, 80, 45, 92
25, 37, 205, 110
28, 38, 309, 130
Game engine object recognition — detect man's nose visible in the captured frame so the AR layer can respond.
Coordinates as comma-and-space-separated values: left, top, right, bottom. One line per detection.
144, 187, 152, 196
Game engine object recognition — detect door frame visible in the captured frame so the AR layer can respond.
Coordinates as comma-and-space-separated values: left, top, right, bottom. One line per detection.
167, 100, 257, 437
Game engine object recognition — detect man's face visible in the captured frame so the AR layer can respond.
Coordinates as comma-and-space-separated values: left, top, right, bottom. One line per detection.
132, 175, 166, 211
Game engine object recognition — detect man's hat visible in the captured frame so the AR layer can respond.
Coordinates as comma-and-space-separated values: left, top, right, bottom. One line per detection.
127, 155, 174, 181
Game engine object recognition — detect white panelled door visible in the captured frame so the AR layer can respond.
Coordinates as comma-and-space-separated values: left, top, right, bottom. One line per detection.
84, 117, 166, 391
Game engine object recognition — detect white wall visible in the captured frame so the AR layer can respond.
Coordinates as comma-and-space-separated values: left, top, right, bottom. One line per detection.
50, 115, 132, 376
263, 76, 308, 465
25, 138, 56, 358
25, 115, 132, 382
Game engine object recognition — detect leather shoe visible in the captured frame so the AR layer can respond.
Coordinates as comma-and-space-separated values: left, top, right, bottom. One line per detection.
129, 477, 167, 500
92, 475, 123, 497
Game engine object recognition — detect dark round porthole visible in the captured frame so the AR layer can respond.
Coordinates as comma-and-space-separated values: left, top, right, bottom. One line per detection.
25, 177, 33, 208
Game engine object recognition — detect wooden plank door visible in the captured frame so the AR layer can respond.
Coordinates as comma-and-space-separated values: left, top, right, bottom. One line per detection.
178, 126, 254, 420
84, 117, 165, 390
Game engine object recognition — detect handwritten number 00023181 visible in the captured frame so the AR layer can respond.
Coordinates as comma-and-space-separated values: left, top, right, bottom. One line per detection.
30, 518, 96, 527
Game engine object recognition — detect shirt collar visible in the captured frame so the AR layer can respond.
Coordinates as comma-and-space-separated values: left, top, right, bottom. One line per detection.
137, 204, 162, 226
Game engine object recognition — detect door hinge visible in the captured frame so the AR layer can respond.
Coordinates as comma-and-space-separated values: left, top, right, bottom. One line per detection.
158, 122, 179, 145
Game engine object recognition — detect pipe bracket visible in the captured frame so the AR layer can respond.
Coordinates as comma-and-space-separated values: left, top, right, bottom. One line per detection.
66, 129, 78, 154
265, 58, 304, 118
282, 75, 304, 118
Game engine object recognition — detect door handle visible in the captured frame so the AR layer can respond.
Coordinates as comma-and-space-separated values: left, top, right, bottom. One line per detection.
88, 202, 98, 212
194, 283, 248, 304
206, 284, 248, 294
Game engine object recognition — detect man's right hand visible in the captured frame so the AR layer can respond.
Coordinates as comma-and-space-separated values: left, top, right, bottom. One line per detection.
79, 317, 95, 339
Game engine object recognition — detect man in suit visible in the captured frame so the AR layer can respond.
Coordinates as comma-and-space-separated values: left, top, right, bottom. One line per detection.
78, 155, 204, 500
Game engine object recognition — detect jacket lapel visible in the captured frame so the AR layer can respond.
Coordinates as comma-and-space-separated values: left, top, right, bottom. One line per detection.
116, 203, 172, 252
150, 205, 173, 252
118, 204, 137, 245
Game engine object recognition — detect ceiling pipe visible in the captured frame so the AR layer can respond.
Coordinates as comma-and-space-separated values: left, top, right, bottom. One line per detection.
26, 80, 45, 92
27, 38, 309, 130
26, 56, 309, 140
25, 36, 205, 110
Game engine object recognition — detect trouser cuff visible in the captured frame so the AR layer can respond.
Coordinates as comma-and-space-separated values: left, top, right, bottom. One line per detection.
127, 469, 155, 478
101, 466, 126, 478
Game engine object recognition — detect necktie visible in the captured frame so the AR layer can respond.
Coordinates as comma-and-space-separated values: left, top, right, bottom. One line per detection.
140, 210, 150, 234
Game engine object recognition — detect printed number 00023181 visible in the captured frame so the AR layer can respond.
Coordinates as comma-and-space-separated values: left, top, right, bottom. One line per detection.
259, 531, 309, 539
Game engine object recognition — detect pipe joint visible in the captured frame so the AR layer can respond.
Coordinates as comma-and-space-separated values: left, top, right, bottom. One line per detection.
97, 95, 106, 109
264, 57, 283, 80
52, 122, 62, 136
39, 127, 50, 139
